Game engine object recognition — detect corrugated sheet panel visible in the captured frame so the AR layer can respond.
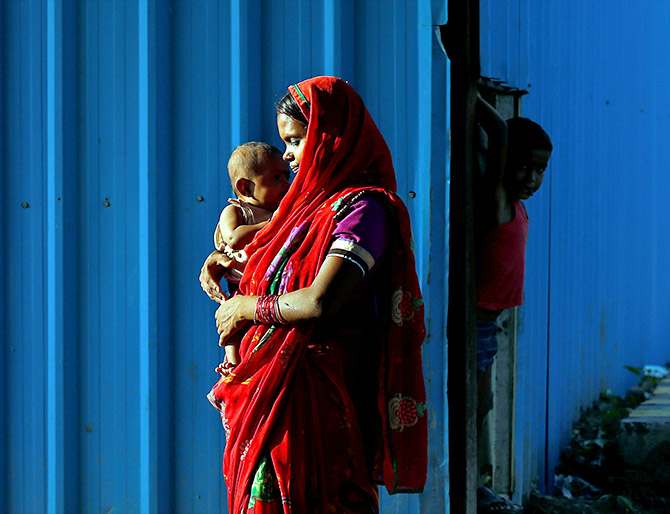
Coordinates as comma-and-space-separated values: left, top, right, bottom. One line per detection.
481, 0, 670, 500
0, 1, 449, 513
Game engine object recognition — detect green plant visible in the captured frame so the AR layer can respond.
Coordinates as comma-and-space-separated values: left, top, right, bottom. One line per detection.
595, 494, 641, 513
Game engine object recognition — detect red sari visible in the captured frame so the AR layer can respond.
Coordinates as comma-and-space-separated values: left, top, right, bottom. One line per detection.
208, 77, 426, 514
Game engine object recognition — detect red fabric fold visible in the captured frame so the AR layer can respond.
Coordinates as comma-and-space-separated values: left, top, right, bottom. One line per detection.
208, 76, 426, 513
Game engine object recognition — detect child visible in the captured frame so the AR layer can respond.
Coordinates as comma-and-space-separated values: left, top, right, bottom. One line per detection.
475, 96, 552, 513
212, 141, 290, 369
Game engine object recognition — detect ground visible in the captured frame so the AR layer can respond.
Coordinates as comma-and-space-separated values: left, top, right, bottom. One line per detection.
520, 374, 670, 514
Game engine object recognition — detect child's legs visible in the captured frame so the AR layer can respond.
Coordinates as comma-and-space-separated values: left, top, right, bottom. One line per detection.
476, 319, 499, 486
477, 365, 494, 486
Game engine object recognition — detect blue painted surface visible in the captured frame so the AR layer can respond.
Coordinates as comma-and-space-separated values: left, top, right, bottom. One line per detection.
3, 2, 48, 514
46, 3, 65, 513
1, 1, 449, 513
481, 0, 670, 500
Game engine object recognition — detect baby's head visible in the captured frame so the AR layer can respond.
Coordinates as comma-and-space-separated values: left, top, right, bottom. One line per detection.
228, 142, 290, 211
505, 118, 552, 200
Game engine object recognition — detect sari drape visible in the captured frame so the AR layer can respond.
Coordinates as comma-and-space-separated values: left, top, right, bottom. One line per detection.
208, 77, 427, 514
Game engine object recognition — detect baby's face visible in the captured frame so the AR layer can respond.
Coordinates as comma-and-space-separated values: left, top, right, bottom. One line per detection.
510, 149, 551, 200
251, 156, 291, 210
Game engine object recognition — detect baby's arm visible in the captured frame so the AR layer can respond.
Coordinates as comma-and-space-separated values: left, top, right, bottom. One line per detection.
218, 204, 269, 250
476, 95, 512, 224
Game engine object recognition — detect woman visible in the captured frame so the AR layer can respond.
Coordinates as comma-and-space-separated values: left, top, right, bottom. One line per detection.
204, 76, 426, 513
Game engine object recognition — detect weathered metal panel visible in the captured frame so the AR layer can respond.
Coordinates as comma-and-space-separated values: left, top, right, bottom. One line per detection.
1, 1, 450, 513
481, 0, 670, 500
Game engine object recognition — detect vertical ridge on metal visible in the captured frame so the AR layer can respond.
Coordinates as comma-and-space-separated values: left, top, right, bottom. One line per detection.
322, 0, 353, 77
446, 0, 480, 511
230, 0, 262, 144
46, 2, 65, 512
0, 4, 5, 508
138, 2, 158, 512
323, 0, 339, 76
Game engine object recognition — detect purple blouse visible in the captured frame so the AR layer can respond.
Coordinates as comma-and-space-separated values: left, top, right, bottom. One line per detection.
326, 195, 387, 276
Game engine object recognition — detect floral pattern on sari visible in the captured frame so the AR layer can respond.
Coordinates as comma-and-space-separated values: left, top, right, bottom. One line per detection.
388, 393, 426, 432
390, 287, 424, 326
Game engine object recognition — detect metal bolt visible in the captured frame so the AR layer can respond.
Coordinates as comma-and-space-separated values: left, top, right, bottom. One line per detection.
196, 195, 204, 202
21, 202, 30, 208
408, 191, 416, 199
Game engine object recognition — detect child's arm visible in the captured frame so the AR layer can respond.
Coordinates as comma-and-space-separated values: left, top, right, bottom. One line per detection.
218, 204, 269, 250
476, 95, 513, 224
199, 250, 230, 303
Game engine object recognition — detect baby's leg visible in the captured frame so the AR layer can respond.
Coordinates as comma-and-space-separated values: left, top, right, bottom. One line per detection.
215, 344, 240, 377
224, 344, 240, 366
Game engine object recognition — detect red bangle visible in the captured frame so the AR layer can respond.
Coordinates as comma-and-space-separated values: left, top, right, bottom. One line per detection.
254, 295, 286, 325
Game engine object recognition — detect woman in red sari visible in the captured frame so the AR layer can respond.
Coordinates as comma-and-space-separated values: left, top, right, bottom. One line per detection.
207, 76, 426, 514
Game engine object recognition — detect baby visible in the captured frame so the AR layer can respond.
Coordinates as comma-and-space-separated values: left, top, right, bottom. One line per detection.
212, 141, 290, 369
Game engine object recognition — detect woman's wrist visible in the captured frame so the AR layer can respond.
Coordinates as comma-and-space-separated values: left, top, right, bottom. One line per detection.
238, 295, 259, 323
254, 294, 288, 325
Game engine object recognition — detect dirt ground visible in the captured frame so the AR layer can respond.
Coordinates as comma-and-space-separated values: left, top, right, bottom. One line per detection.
520, 375, 670, 514
525, 491, 670, 514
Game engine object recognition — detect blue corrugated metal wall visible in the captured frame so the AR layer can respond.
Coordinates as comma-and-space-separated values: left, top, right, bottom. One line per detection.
0, 1, 449, 513
481, 0, 670, 501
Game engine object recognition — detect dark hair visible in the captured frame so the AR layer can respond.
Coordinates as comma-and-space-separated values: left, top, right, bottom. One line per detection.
506, 117, 552, 164
276, 91, 308, 125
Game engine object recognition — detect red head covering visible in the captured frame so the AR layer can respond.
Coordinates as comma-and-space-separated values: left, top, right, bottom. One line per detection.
242, 76, 397, 291
209, 77, 426, 512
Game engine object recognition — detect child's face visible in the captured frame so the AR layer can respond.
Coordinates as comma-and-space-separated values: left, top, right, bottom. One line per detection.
250, 156, 290, 210
510, 149, 551, 200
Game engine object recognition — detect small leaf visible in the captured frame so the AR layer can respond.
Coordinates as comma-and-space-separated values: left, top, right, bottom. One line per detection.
617, 495, 638, 513
624, 365, 642, 376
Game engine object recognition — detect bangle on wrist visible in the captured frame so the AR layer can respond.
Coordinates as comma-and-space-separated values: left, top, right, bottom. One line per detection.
254, 294, 286, 325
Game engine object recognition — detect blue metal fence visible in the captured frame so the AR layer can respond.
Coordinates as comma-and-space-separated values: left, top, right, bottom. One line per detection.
1, 1, 449, 513
9, 0, 670, 512
481, 0, 670, 500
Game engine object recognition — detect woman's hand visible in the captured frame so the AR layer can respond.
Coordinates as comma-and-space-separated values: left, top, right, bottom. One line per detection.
215, 295, 256, 346
199, 250, 229, 302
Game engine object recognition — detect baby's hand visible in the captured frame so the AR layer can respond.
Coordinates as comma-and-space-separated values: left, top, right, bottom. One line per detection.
199, 251, 229, 303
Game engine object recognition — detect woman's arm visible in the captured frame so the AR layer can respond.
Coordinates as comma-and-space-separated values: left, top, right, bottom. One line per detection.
215, 256, 364, 346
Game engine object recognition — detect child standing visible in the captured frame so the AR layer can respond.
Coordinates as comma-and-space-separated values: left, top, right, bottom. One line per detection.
475, 96, 552, 513
209, 141, 290, 369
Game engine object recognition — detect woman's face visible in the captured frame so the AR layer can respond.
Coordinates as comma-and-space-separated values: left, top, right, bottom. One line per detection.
277, 113, 308, 174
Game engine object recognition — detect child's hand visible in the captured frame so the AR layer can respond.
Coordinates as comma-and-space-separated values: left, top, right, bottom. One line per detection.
199, 250, 229, 302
